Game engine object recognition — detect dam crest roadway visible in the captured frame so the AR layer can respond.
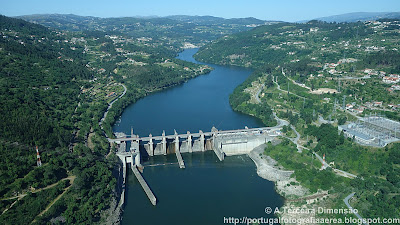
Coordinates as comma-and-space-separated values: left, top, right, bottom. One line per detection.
110, 126, 282, 206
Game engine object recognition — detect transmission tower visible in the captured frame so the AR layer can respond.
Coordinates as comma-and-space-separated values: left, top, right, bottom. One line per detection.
343, 96, 346, 110
333, 98, 337, 115
36, 146, 42, 167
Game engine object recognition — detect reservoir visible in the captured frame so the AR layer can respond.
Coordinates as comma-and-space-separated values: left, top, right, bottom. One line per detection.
114, 48, 283, 225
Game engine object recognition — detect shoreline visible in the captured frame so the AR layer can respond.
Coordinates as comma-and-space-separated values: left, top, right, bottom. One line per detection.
106, 48, 284, 224
248, 142, 328, 225
247, 142, 309, 198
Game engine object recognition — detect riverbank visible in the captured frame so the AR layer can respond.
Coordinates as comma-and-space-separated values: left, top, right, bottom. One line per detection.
115, 48, 281, 225
100, 194, 122, 225
248, 142, 329, 225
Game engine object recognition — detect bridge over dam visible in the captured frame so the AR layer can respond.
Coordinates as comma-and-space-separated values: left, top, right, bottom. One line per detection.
111, 126, 281, 206
110, 126, 281, 157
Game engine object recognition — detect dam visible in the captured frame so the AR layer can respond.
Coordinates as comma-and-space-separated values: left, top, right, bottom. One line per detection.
115, 48, 284, 225
112, 126, 281, 206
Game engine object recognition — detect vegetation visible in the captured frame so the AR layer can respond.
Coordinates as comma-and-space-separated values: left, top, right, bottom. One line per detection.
195, 21, 375, 67
265, 124, 400, 222
264, 140, 347, 193
19, 14, 274, 48
307, 125, 400, 222
2, 11, 400, 224
196, 18, 400, 223
0, 182, 67, 225
229, 71, 276, 126
0, 14, 213, 224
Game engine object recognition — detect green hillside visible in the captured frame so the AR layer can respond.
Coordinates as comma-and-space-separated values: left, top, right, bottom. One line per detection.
0, 15, 211, 224
196, 19, 400, 222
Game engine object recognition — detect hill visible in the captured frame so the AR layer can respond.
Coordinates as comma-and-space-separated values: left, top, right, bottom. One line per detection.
18, 14, 280, 47
165, 15, 278, 25
306, 11, 400, 23
0, 14, 212, 224
196, 18, 400, 222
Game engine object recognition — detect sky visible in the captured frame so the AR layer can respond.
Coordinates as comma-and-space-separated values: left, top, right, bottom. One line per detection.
1, 0, 400, 22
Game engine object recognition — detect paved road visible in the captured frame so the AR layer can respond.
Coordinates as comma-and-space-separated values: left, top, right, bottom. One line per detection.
255, 84, 264, 104
110, 126, 280, 142
313, 152, 329, 169
99, 83, 127, 132
344, 192, 368, 225
263, 72, 359, 178
334, 168, 357, 179
318, 115, 334, 124
289, 125, 302, 151
312, 151, 357, 178
272, 112, 289, 128
270, 73, 358, 177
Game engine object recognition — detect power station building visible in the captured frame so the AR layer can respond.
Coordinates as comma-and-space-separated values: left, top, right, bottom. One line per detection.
339, 116, 400, 147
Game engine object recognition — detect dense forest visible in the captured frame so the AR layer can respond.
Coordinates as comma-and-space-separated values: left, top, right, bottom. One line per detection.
0, 17, 90, 148
305, 124, 400, 221
0, 15, 119, 224
0, 14, 214, 224
2, 11, 400, 224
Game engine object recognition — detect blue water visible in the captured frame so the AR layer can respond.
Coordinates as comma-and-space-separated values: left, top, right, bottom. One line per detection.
115, 49, 283, 225
113, 48, 264, 137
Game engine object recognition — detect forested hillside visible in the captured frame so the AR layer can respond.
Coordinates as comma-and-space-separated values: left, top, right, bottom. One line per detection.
195, 19, 400, 120
19, 14, 277, 48
0, 15, 91, 148
0, 15, 211, 224
195, 18, 400, 223
0, 15, 117, 224
195, 21, 377, 68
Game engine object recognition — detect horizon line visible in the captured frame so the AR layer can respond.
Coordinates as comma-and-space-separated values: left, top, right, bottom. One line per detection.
7, 11, 400, 23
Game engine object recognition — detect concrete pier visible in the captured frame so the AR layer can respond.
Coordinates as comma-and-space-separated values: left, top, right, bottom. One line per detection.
116, 143, 128, 208
174, 131, 185, 169
199, 130, 205, 151
187, 131, 192, 153
111, 126, 282, 207
162, 130, 167, 155
213, 147, 225, 161
148, 134, 154, 156
212, 133, 225, 161
119, 159, 126, 207
132, 166, 157, 206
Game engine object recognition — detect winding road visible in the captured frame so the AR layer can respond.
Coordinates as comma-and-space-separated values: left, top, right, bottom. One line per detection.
99, 83, 127, 134
255, 79, 357, 178
255, 84, 264, 104
344, 192, 368, 225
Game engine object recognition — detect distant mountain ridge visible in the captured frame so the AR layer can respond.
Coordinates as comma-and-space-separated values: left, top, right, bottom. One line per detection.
16, 14, 281, 46
18, 12, 400, 26
17, 14, 279, 27
304, 12, 400, 23
164, 15, 279, 25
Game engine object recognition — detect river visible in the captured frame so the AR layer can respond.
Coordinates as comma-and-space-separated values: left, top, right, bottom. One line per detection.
113, 48, 283, 225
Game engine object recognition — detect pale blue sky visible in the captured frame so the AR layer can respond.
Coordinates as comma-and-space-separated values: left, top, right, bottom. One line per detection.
1, 0, 400, 22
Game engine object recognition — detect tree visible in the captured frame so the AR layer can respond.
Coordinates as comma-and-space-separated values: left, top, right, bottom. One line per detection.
338, 115, 347, 125
265, 74, 274, 88
282, 125, 288, 133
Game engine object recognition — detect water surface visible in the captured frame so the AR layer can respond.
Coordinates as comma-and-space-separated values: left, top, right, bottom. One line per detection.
115, 49, 283, 225
114, 48, 263, 136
